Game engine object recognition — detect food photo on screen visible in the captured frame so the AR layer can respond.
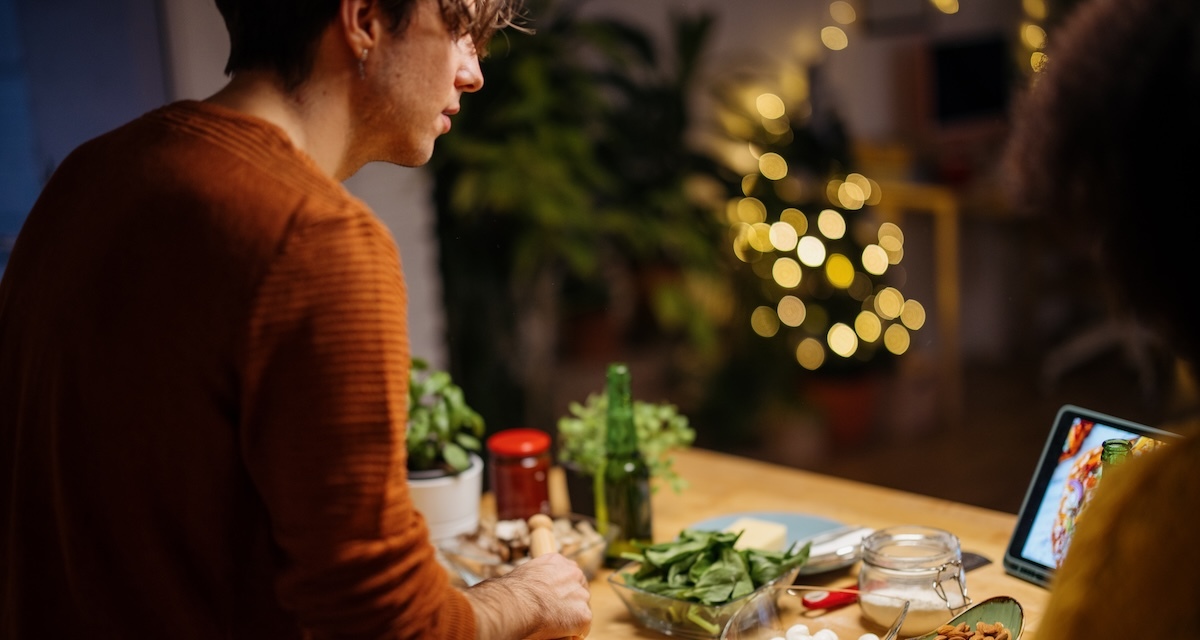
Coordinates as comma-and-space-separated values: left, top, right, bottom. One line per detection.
1021, 418, 1168, 570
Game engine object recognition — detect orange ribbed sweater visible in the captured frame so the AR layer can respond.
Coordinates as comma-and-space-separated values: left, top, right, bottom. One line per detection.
0, 101, 475, 639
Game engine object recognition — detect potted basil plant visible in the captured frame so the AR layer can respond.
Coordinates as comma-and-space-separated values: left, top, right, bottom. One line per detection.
406, 357, 486, 543
556, 392, 695, 517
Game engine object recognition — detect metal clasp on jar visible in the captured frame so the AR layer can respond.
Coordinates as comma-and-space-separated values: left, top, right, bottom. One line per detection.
933, 559, 972, 613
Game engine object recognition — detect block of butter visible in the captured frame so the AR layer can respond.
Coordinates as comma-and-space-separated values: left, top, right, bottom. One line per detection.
723, 517, 788, 552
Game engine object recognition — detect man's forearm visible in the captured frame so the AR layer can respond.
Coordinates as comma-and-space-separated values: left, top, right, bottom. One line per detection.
463, 578, 533, 640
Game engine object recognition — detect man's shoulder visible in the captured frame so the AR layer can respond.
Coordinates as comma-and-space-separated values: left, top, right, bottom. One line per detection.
98, 101, 367, 224
45, 101, 380, 265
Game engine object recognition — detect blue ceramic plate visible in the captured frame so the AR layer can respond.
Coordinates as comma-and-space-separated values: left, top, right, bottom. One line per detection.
685, 512, 846, 556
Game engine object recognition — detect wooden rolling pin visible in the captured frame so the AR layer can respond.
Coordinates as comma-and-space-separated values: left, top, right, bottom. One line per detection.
529, 513, 558, 558
528, 514, 584, 640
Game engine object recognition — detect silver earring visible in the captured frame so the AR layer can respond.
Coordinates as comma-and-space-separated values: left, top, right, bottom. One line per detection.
358, 48, 369, 80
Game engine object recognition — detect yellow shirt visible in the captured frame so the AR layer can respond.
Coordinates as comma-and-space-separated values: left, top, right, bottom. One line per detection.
1038, 419, 1200, 637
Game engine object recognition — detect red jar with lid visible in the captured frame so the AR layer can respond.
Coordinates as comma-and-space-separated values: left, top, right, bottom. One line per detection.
487, 428, 552, 521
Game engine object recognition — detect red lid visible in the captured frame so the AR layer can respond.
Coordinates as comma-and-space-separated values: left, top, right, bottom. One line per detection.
487, 428, 552, 457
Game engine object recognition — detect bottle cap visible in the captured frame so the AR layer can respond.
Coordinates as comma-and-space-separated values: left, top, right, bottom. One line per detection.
487, 428, 552, 457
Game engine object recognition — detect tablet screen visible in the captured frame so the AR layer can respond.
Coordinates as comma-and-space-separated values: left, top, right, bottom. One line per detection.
1003, 404, 1179, 587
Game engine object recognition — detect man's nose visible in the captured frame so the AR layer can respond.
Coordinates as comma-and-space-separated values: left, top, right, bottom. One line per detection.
457, 40, 484, 93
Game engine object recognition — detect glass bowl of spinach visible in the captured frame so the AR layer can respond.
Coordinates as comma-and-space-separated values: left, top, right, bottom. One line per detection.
607, 529, 811, 639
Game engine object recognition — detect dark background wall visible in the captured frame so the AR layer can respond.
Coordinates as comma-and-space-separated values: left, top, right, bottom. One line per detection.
1, 0, 168, 263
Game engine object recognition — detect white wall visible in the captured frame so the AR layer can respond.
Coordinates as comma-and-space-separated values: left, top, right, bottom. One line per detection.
159, 0, 448, 369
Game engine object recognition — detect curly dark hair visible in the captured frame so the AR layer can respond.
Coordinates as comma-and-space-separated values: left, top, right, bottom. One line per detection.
213, 0, 526, 90
1004, 0, 1200, 367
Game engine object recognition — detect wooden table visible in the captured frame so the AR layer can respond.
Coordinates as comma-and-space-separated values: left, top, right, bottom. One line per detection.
581, 447, 1049, 639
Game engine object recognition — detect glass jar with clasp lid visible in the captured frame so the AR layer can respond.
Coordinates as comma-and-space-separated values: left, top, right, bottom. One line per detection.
857, 525, 972, 637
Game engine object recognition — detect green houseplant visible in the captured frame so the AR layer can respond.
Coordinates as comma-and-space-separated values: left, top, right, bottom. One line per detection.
429, 0, 730, 434
407, 357, 485, 476
556, 389, 696, 516
406, 357, 487, 542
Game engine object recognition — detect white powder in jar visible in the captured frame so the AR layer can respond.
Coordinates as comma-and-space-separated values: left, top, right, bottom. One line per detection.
859, 588, 960, 637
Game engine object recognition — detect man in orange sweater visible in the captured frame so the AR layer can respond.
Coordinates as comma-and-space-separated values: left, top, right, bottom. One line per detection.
0, 0, 591, 638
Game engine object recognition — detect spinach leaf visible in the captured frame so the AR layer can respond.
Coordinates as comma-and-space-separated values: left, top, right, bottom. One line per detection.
620, 528, 811, 607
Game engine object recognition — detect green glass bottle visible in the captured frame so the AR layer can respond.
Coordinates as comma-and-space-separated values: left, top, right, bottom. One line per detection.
1100, 438, 1133, 476
599, 362, 652, 566
1080, 438, 1134, 526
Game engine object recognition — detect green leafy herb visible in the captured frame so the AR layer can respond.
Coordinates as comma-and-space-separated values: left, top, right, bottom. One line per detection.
556, 392, 695, 492
617, 529, 810, 636
407, 357, 485, 474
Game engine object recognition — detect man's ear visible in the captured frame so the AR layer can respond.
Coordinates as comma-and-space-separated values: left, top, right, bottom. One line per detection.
340, 0, 380, 56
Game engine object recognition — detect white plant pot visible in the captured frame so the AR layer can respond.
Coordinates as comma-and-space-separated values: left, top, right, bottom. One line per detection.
408, 453, 484, 544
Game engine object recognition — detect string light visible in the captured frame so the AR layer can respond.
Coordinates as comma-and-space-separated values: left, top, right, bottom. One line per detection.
829, 1, 856, 25
820, 26, 849, 51
931, 0, 959, 15
709, 2, 934, 373
769, 221, 800, 251
1020, 0, 1048, 74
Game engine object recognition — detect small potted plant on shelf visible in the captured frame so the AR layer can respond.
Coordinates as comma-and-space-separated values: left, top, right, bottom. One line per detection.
556, 390, 696, 517
406, 357, 486, 543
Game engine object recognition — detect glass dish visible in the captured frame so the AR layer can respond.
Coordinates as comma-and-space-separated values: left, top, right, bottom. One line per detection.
722, 586, 910, 640
608, 562, 804, 639
438, 513, 611, 586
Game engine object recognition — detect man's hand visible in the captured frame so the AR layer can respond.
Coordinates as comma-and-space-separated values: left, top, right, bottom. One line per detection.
464, 553, 592, 640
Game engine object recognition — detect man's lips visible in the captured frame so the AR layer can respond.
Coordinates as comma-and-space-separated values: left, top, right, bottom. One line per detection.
441, 107, 459, 134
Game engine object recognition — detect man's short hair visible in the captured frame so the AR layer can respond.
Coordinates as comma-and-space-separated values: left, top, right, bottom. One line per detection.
213, 0, 524, 90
